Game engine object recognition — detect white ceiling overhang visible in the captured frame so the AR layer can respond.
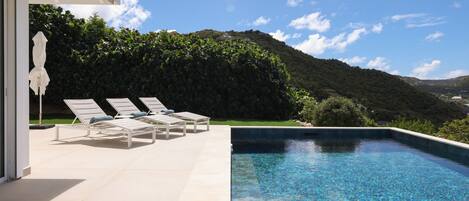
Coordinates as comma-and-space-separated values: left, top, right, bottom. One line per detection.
29, 0, 120, 5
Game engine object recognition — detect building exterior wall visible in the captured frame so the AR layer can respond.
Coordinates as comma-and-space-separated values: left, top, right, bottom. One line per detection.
3, 0, 30, 181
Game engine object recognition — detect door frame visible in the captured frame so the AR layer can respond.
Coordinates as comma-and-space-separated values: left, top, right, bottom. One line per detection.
0, 0, 6, 184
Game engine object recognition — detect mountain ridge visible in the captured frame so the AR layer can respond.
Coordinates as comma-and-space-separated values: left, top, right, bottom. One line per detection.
192, 29, 465, 123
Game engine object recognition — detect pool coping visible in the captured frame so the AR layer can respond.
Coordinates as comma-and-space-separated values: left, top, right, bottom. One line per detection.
231, 126, 469, 165
231, 126, 469, 149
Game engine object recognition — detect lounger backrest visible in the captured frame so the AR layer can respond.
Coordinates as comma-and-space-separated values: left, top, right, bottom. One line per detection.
106, 98, 141, 115
64, 99, 107, 124
139, 97, 168, 114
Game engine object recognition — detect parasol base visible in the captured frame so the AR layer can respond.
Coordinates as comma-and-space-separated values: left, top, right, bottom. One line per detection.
29, 124, 55, 130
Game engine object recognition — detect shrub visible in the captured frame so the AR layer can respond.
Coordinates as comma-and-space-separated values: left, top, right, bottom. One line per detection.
298, 96, 318, 123
438, 116, 469, 143
290, 88, 318, 122
313, 97, 367, 127
386, 117, 436, 134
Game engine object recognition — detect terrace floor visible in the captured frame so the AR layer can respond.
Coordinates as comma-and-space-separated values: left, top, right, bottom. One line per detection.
0, 125, 231, 201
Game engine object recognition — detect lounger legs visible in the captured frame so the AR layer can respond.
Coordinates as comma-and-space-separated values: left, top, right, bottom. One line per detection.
194, 122, 198, 133
183, 122, 187, 136
55, 127, 60, 140
127, 133, 132, 148
207, 119, 210, 131
166, 127, 170, 139
152, 129, 156, 143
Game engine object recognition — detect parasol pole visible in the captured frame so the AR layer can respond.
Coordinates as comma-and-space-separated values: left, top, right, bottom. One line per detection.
39, 87, 42, 125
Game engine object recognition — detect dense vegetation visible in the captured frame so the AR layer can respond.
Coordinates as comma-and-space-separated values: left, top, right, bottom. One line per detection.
195, 30, 466, 124
29, 5, 294, 119
386, 117, 437, 134
438, 116, 469, 143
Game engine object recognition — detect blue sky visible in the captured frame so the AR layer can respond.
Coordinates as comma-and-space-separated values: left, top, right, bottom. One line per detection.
62, 0, 468, 79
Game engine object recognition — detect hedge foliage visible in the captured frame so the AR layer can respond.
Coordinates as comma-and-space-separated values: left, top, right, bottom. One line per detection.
29, 5, 294, 119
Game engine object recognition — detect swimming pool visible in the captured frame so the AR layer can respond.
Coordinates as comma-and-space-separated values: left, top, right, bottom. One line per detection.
231, 128, 469, 201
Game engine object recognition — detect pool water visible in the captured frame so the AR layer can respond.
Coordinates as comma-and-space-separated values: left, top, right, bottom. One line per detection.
232, 138, 469, 201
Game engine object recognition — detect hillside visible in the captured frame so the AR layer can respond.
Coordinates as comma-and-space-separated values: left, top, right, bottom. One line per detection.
401, 76, 469, 98
194, 30, 465, 123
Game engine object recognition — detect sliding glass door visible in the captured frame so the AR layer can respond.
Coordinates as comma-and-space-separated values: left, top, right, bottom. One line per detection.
0, 0, 4, 181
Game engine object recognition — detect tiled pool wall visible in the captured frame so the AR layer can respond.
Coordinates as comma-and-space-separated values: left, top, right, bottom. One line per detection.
231, 127, 469, 166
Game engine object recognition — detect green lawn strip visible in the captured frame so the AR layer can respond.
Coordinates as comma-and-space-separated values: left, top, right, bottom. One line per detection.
30, 118, 300, 127
209, 119, 300, 126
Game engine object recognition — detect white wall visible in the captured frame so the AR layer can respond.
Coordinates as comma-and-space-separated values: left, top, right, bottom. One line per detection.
16, 0, 30, 178
4, 0, 30, 180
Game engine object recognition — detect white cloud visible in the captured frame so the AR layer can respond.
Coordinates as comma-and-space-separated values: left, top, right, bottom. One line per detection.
425, 31, 444, 42
252, 16, 271, 26
412, 60, 441, 78
452, 2, 462, 8
339, 56, 367, 66
294, 34, 330, 55
269, 30, 291, 42
445, 69, 468, 78
367, 57, 390, 71
390, 13, 446, 28
310, 1, 318, 6
371, 23, 383, 33
289, 12, 331, 32
287, 0, 303, 7
61, 0, 150, 29
155, 29, 176, 33
292, 33, 302, 39
365, 57, 400, 74
293, 28, 368, 55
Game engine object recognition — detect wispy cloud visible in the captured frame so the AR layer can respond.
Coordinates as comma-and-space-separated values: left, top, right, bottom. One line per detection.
292, 33, 302, 39
289, 12, 331, 32
371, 23, 383, 33
412, 60, 441, 79
391, 13, 426, 22
61, 0, 151, 29
445, 69, 468, 78
425, 31, 444, 42
287, 0, 303, 7
390, 13, 446, 28
452, 2, 462, 9
252, 16, 271, 26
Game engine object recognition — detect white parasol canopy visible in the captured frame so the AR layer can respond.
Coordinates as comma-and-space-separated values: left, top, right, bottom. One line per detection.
29, 31, 50, 125
29, 31, 50, 95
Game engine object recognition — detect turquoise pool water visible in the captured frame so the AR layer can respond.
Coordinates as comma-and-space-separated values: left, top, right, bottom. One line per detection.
232, 138, 469, 201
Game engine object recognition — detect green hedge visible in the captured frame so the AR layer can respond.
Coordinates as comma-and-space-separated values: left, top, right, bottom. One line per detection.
29, 5, 294, 119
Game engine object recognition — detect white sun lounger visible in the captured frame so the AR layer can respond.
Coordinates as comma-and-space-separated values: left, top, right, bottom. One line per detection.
106, 98, 186, 139
56, 99, 156, 148
139, 97, 210, 132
